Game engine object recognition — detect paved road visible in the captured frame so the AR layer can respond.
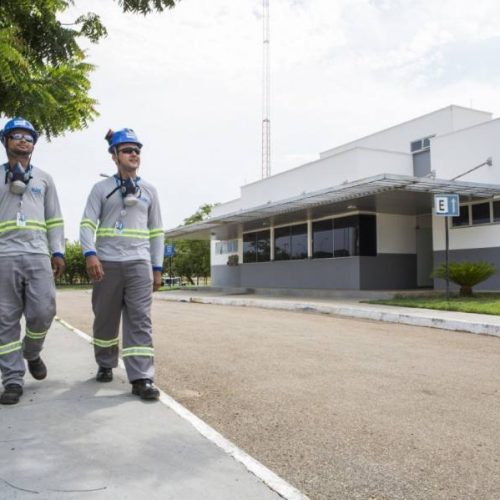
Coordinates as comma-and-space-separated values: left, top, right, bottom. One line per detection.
56, 290, 500, 500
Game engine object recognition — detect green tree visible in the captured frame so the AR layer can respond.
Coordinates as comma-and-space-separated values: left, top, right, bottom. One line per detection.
0, 0, 179, 138
182, 203, 214, 225
56, 240, 88, 285
432, 261, 497, 297
166, 204, 214, 285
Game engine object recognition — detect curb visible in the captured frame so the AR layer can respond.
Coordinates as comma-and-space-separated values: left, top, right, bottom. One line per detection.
157, 295, 500, 338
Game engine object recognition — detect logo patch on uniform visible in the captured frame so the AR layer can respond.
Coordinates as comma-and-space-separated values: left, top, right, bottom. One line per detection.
30, 187, 42, 194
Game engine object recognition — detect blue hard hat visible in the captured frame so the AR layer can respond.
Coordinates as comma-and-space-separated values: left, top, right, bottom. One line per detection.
0, 117, 39, 145
105, 128, 143, 153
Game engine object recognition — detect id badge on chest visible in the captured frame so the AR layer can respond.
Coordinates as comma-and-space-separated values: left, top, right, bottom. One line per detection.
114, 220, 124, 234
16, 212, 26, 227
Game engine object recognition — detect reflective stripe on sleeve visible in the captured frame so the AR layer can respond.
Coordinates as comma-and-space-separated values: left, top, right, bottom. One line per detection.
149, 229, 164, 239
46, 218, 64, 229
80, 219, 97, 231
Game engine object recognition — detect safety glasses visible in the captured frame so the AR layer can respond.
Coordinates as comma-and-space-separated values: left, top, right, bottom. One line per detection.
118, 147, 141, 155
9, 133, 34, 143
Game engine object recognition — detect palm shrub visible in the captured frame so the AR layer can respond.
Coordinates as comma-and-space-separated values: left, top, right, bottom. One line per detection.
431, 261, 497, 297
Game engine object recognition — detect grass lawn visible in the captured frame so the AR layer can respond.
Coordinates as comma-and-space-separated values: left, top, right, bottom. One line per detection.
367, 293, 500, 316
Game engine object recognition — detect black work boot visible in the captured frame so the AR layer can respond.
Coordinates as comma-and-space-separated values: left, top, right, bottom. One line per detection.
131, 379, 160, 400
96, 367, 113, 383
27, 357, 47, 380
0, 384, 23, 405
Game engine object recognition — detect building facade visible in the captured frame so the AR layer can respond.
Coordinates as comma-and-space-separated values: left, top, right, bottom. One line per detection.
165, 106, 500, 291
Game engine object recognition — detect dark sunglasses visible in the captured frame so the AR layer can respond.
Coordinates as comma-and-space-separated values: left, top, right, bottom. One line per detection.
9, 133, 34, 143
118, 147, 141, 155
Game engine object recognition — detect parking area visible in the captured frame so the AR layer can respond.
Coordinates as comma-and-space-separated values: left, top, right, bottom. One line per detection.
56, 290, 500, 500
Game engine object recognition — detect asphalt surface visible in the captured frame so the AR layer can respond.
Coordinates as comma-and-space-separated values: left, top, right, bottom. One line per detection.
52, 289, 500, 500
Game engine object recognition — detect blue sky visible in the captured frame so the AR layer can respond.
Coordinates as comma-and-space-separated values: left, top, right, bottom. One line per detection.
5, 0, 500, 240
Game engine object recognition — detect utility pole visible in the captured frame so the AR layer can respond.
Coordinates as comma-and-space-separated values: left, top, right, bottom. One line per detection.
261, 0, 271, 179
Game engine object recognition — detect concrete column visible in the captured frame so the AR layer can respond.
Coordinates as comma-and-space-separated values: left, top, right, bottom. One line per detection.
270, 226, 275, 261
307, 219, 313, 258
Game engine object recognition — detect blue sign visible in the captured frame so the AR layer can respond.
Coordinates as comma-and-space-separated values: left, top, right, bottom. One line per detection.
164, 244, 175, 257
434, 194, 460, 217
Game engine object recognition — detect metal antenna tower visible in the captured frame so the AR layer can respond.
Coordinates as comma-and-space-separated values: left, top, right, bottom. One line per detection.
261, 0, 271, 179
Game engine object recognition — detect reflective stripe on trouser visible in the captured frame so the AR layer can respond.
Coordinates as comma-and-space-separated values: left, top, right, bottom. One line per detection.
0, 255, 56, 387
92, 260, 154, 382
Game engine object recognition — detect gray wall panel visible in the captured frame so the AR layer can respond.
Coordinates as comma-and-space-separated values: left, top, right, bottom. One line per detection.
240, 259, 360, 289
433, 248, 500, 291
360, 254, 417, 289
211, 265, 241, 287
212, 254, 420, 290
212, 259, 361, 289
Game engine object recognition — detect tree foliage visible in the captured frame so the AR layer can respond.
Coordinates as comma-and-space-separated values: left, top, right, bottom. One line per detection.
432, 261, 497, 297
0, 0, 179, 138
165, 203, 215, 285
56, 240, 90, 285
182, 203, 214, 225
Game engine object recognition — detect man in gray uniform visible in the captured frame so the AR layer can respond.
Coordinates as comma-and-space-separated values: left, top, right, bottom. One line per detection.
0, 117, 65, 405
80, 128, 164, 400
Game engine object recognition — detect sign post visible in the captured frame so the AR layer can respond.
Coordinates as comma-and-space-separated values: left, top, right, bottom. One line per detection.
164, 243, 176, 287
434, 194, 460, 300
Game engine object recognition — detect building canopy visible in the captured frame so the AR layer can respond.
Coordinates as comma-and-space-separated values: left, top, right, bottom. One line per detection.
164, 173, 500, 241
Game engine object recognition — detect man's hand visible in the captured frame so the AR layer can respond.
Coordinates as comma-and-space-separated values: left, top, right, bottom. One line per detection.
153, 270, 162, 292
86, 255, 104, 282
51, 256, 66, 278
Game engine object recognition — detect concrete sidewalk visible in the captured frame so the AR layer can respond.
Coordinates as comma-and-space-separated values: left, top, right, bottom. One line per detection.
0, 320, 302, 500
157, 288, 500, 338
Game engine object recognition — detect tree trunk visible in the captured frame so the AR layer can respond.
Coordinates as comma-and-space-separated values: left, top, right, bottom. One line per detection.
459, 285, 473, 297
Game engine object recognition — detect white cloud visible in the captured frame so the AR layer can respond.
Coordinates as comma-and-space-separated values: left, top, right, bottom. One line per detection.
4, 0, 500, 240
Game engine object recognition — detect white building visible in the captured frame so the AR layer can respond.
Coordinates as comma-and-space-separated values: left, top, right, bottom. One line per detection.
165, 105, 500, 291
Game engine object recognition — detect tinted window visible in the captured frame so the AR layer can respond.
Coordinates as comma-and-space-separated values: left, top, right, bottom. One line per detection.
274, 226, 291, 260
333, 216, 358, 257
332, 215, 376, 257
290, 224, 307, 259
274, 224, 307, 260
256, 230, 270, 262
471, 203, 490, 225
243, 233, 257, 263
493, 201, 500, 222
451, 205, 469, 227
359, 214, 377, 256
410, 140, 422, 152
312, 219, 333, 258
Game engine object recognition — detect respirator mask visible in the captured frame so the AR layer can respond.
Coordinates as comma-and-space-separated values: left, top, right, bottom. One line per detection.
120, 177, 140, 207
5, 162, 31, 195
106, 175, 141, 207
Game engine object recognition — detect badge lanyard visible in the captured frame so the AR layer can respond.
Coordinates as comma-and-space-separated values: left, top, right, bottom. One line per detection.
110, 176, 141, 234
16, 197, 26, 227
114, 208, 127, 234
11, 164, 31, 227
2, 162, 31, 227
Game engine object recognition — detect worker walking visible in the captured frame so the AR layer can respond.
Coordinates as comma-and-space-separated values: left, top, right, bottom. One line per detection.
80, 128, 164, 400
0, 117, 65, 405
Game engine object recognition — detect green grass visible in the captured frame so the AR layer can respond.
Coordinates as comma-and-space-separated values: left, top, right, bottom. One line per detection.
366, 293, 500, 316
